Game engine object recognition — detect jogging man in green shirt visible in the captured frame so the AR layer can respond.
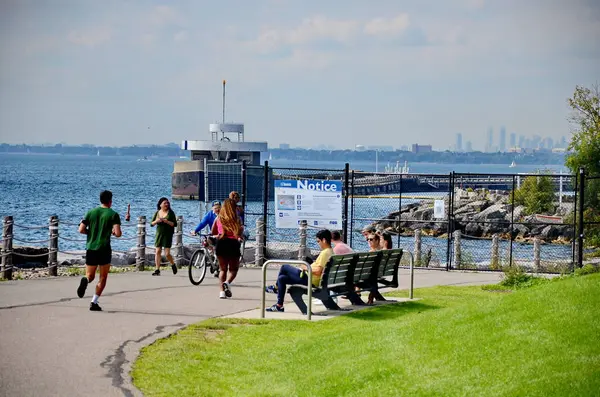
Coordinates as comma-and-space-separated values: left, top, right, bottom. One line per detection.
76, 190, 122, 311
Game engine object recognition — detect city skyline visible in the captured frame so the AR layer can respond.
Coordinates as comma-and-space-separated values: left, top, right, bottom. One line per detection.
1, 1, 598, 149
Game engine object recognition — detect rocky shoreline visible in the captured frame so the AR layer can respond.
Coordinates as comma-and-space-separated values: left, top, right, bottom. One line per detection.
374, 189, 575, 244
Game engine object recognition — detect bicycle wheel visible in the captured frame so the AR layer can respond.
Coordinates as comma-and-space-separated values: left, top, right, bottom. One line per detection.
188, 249, 207, 285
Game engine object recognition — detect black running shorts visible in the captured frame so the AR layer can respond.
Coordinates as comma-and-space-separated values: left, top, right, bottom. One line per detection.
215, 238, 240, 258
86, 248, 112, 266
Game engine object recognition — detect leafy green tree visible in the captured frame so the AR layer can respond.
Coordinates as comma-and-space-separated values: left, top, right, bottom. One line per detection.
514, 175, 555, 215
565, 84, 600, 207
564, 84, 600, 249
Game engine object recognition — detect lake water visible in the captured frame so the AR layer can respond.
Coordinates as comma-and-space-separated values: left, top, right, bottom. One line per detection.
0, 153, 573, 268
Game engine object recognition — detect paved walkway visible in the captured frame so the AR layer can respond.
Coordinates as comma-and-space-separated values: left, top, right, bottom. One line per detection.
0, 268, 501, 397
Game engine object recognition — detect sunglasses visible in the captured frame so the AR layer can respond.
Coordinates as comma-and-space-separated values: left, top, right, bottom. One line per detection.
368, 238, 377, 242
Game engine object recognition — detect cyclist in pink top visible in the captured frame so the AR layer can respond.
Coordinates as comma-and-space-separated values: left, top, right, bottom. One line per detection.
332, 230, 353, 255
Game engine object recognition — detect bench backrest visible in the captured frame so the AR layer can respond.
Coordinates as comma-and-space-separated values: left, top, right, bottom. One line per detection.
322, 253, 356, 290
353, 251, 382, 284
377, 249, 403, 278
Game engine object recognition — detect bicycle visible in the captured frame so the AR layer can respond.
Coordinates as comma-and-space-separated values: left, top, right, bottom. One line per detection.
188, 234, 220, 285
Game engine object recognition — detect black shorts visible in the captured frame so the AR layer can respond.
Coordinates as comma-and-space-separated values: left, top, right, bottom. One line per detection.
215, 238, 240, 258
86, 248, 112, 266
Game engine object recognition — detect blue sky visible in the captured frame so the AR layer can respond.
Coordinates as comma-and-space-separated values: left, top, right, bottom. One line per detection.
0, 0, 598, 150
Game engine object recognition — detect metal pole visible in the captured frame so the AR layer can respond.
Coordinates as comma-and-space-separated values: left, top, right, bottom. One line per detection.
263, 160, 269, 240
222, 79, 226, 124
203, 157, 209, 209
408, 251, 414, 299
137, 216, 146, 271
577, 167, 585, 267
510, 175, 516, 267
571, 173, 578, 271
397, 173, 403, 249
350, 170, 355, 248
241, 160, 247, 216
48, 215, 58, 276
1, 216, 13, 280
446, 172, 453, 270
342, 163, 350, 243
261, 259, 312, 320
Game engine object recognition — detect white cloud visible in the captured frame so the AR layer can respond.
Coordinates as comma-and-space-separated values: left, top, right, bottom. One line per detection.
250, 15, 361, 53
174, 30, 188, 43
363, 14, 410, 36
67, 26, 112, 47
145, 5, 184, 27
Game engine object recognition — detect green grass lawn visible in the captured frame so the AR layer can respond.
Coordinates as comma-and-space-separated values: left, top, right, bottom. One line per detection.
132, 274, 600, 397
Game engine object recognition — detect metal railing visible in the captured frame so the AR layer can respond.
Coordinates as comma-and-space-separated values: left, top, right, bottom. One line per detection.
261, 260, 312, 320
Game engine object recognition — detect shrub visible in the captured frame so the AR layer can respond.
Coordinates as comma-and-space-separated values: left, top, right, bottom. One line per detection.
513, 175, 555, 215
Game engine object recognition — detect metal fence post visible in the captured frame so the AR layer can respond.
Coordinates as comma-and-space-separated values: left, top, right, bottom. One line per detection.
136, 216, 146, 271
414, 229, 422, 266
342, 163, 350, 243
262, 161, 269, 249
350, 170, 355, 248
491, 234, 499, 270
533, 237, 541, 272
241, 160, 247, 222
175, 216, 183, 268
48, 215, 58, 276
453, 230, 462, 269
298, 220, 308, 260
256, 218, 265, 266
577, 167, 585, 267
446, 172, 454, 271
1, 216, 13, 280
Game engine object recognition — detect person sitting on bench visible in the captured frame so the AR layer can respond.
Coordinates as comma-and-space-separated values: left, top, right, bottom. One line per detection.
265, 229, 333, 313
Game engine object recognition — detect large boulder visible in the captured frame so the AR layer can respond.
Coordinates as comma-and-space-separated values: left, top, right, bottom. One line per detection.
413, 207, 434, 221
465, 222, 483, 237
473, 204, 507, 222
454, 200, 489, 215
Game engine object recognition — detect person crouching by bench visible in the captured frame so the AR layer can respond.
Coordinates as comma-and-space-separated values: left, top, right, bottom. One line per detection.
265, 229, 333, 312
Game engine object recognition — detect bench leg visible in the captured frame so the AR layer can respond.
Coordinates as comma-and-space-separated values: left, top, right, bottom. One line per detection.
313, 290, 341, 310
371, 290, 386, 302
289, 289, 309, 315
346, 291, 365, 306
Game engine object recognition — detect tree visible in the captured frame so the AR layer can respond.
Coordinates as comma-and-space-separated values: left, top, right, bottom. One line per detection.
565, 84, 600, 249
565, 84, 600, 207
513, 175, 555, 215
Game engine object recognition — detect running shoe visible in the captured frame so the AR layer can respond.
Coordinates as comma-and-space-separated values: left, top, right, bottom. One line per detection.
223, 282, 232, 298
77, 277, 88, 298
265, 285, 278, 294
266, 304, 284, 312
89, 302, 102, 311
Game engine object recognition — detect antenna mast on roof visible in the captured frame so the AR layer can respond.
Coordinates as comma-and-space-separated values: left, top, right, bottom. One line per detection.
222, 79, 226, 125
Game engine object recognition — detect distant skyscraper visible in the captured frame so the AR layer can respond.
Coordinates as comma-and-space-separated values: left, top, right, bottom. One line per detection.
518, 135, 525, 149
485, 128, 493, 152
455, 133, 463, 152
499, 126, 506, 152
509, 133, 516, 149
465, 141, 473, 152
560, 136, 568, 148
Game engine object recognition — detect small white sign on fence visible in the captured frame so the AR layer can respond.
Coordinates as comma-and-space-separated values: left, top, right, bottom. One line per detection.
434, 200, 445, 219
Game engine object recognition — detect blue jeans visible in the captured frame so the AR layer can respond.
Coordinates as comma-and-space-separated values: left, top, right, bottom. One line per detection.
277, 265, 308, 306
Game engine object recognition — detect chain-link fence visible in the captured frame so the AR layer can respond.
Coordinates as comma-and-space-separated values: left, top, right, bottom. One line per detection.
349, 171, 451, 269
239, 163, 592, 273
449, 172, 576, 272
581, 173, 600, 266
259, 166, 348, 259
